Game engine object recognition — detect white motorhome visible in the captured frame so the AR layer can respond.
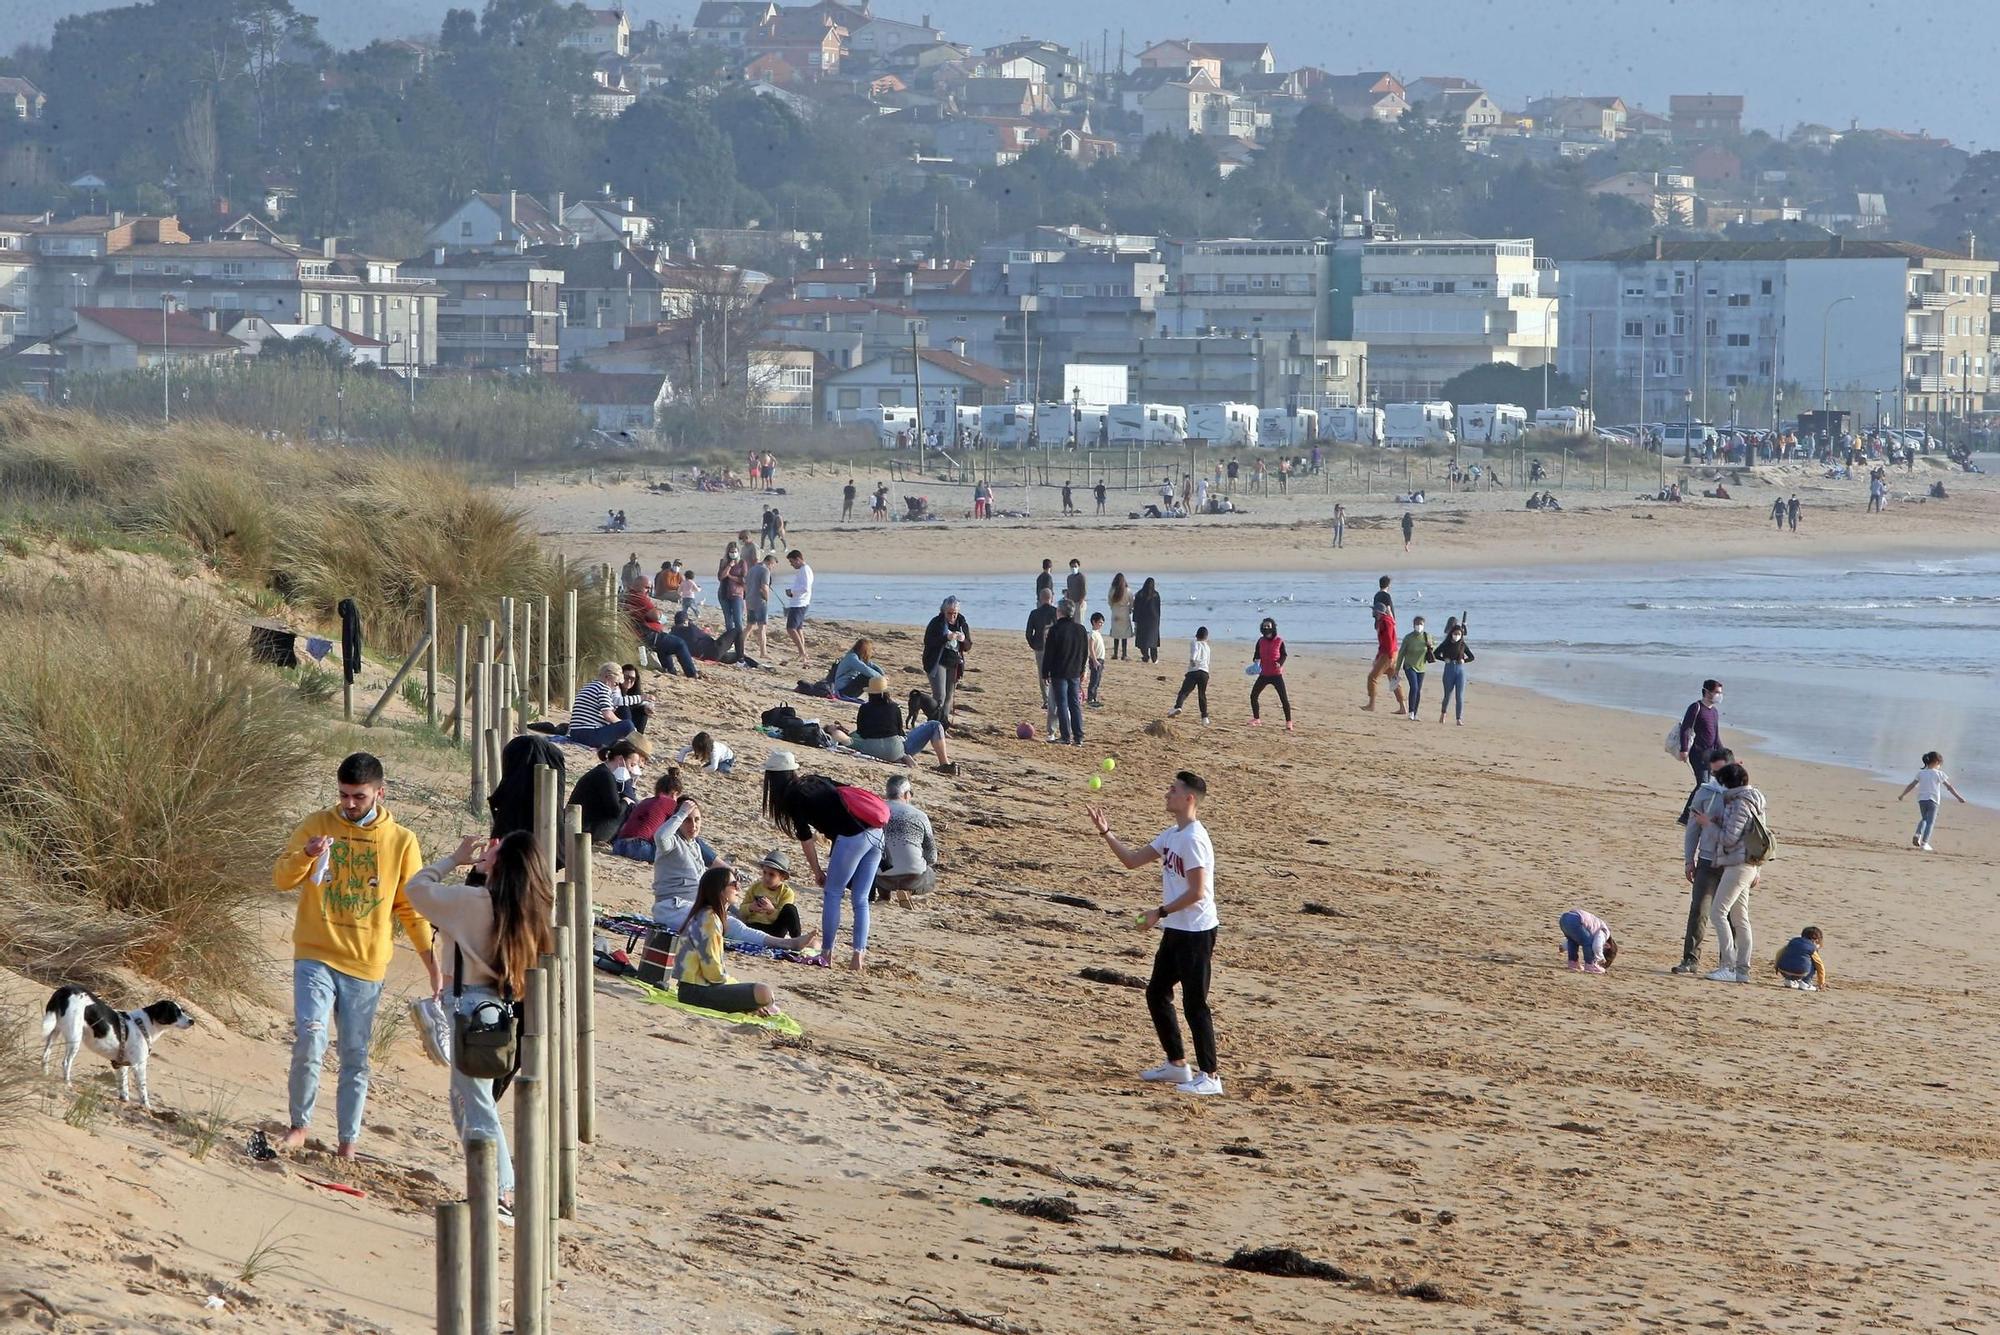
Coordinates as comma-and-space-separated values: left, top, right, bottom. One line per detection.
1456, 403, 1527, 444
977, 402, 1035, 449
1324, 405, 1384, 445
1257, 407, 1319, 447
830, 404, 919, 447
1532, 406, 1596, 435
1187, 402, 1260, 448
1034, 401, 1111, 448
1384, 401, 1456, 447
1108, 402, 1187, 444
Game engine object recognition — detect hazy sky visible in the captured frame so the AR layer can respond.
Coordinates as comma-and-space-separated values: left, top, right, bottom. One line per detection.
3, 0, 1991, 149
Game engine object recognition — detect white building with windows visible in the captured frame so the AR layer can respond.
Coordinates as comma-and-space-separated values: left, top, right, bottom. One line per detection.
1559, 236, 1999, 424
1168, 238, 1332, 340
1352, 239, 1558, 401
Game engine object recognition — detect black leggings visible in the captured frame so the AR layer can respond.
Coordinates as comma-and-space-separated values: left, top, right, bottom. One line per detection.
747, 904, 801, 938
1250, 673, 1291, 721
1173, 669, 1209, 716
616, 702, 651, 734
1147, 927, 1217, 1074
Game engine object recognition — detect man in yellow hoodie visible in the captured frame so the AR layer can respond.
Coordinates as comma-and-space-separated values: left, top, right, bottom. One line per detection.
274, 752, 441, 1157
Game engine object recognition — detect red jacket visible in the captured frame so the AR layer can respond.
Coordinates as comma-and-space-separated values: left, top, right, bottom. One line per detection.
1374, 610, 1397, 657
625, 587, 664, 634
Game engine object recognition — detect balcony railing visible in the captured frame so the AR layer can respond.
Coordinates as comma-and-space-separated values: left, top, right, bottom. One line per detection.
1908, 291, 1948, 310
1908, 332, 1944, 351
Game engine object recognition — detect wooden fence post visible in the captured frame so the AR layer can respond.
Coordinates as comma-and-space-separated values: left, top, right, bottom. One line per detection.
555, 911, 578, 1221
435, 1201, 470, 1335
454, 624, 469, 744
522, 602, 535, 720
563, 590, 578, 718
539, 593, 552, 719
567, 807, 595, 1144
466, 1138, 500, 1335
425, 584, 439, 729
532, 765, 559, 889
512, 966, 548, 1335
468, 637, 489, 815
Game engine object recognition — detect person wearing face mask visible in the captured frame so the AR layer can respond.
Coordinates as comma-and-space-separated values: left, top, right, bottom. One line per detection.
716, 541, 748, 661
1432, 617, 1474, 724
569, 737, 649, 846
649, 794, 819, 952
272, 752, 441, 1158
1065, 558, 1088, 625
1677, 679, 1725, 823
1248, 617, 1292, 732
1396, 615, 1436, 723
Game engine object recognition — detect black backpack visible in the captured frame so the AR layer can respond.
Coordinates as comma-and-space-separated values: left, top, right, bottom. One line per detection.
760, 704, 800, 729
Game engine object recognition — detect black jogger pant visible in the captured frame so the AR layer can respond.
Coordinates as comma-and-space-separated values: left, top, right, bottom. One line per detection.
1147, 926, 1217, 1074
1250, 673, 1291, 722
1682, 859, 1721, 967
1173, 669, 1210, 716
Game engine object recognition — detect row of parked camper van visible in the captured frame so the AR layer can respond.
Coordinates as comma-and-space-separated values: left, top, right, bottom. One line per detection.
827, 401, 1593, 450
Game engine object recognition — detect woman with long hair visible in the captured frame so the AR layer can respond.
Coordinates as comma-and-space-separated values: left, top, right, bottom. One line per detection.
1133, 577, 1163, 664
831, 637, 885, 697
762, 750, 889, 971
1433, 617, 1474, 725
1249, 616, 1292, 731
674, 866, 780, 1015
615, 664, 651, 735
1107, 573, 1132, 660
405, 830, 556, 1214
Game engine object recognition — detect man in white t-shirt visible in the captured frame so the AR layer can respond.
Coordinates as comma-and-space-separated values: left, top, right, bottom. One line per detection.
782, 548, 814, 666
1086, 770, 1222, 1097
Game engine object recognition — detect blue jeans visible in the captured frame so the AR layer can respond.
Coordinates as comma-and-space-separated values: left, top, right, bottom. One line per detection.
1086, 661, 1104, 703
904, 718, 944, 757
721, 596, 745, 636
1916, 799, 1939, 842
1439, 662, 1465, 720
1403, 668, 1425, 716
821, 827, 885, 952
648, 632, 697, 677
568, 719, 634, 750
449, 986, 514, 1195
1049, 675, 1084, 743
1558, 910, 1590, 963
290, 959, 384, 1145
611, 836, 656, 862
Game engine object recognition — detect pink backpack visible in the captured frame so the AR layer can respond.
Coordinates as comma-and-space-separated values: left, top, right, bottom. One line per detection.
836, 785, 890, 829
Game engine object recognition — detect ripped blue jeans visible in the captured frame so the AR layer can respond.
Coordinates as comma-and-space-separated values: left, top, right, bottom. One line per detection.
289, 959, 384, 1145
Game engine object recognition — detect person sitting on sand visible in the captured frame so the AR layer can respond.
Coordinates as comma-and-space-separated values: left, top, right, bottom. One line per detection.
853, 677, 956, 771
570, 736, 648, 846
568, 662, 636, 749
651, 796, 817, 953
674, 867, 782, 1016
611, 769, 683, 862
616, 664, 651, 735
678, 731, 735, 773
739, 849, 803, 937
1775, 926, 1828, 991
831, 637, 886, 698
1559, 909, 1618, 974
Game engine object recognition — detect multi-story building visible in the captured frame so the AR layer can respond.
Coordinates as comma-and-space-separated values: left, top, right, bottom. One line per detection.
424, 192, 574, 255
91, 240, 443, 376
1669, 94, 1744, 142
1348, 238, 1558, 400
1068, 331, 1365, 410
420, 250, 564, 373
1559, 236, 2000, 425
1167, 238, 1333, 340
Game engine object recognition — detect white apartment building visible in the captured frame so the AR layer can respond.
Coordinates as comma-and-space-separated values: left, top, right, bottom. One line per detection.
1559, 237, 1999, 424
1167, 238, 1332, 340
1351, 239, 1558, 400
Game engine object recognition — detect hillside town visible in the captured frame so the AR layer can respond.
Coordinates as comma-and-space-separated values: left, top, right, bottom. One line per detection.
0, 0, 1993, 450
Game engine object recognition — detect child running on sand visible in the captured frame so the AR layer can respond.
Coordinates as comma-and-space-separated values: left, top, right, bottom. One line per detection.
1559, 909, 1618, 974
1897, 751, 1966, 852
1774, 926, 1828, 991
1168, 626, 1212, 724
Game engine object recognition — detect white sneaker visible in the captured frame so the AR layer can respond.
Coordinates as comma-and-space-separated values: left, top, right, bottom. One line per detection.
1167, 707, 1181, 717
1177, 1072, 1224, 1097
1783, 978, 1800, 989
1705, 968, 1739, 983
1797, 981, 1818, 992
1921, 842, 1935, 852
1141, 1061, 1193, 1083
1201, 716, 1211, 726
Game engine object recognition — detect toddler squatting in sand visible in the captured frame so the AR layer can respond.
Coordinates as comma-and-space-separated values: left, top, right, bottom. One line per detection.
1559, 909, 1618, 975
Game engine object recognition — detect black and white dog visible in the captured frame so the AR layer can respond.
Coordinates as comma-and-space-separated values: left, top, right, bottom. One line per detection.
40, 986, 195, 1110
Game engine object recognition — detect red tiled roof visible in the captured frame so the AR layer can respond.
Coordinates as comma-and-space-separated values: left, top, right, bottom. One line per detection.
915, 346, 1008, 388
73, 307, 242, 349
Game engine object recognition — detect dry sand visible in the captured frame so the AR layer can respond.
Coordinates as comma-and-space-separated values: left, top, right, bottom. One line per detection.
531, 450, 2000, 577
4, 486, 1998, 1332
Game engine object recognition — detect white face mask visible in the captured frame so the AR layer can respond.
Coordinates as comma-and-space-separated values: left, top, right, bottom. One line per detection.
611, 766, 631, 783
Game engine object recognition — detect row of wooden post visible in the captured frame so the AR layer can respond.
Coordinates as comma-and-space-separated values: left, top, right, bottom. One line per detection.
435, 766, 596, 1334
462, 589, 579, 817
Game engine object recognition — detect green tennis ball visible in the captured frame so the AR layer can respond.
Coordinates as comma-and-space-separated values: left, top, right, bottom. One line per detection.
1087, 775, 1102, 790
1100, 757, 1116, 772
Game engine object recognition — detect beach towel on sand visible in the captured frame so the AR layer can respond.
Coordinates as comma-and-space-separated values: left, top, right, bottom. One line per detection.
626, 980, 803, 1036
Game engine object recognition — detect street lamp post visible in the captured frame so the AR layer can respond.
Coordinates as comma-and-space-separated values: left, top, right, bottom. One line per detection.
1874, 388, 1883, 444
1728, 385, 1738, 430
1682, 387, 1694, 465
1820, 293, 1855, 417
160, 293, 173, 425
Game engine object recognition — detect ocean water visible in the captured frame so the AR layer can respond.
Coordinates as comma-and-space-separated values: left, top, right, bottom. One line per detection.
807, 554, 2000, 801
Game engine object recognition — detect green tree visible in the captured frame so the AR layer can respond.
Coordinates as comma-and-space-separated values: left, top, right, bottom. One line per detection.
1439, 363, 1583, 412
603, 96, 736, 227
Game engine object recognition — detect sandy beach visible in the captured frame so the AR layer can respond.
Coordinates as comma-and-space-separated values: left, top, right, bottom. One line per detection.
533, 451, 2000, 577
4, 479, 1998, 1333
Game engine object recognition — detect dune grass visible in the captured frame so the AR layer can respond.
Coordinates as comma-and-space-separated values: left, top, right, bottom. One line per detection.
0, 399, 619, 663
0, 583, 320, 993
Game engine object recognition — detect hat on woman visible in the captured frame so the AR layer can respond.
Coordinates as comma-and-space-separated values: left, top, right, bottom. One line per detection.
755, 848, 792, 875
763, 748, 799, 773
866, 676, 888, 694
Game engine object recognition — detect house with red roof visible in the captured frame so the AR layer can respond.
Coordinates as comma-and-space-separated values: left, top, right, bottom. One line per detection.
55, 306, 244, 372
